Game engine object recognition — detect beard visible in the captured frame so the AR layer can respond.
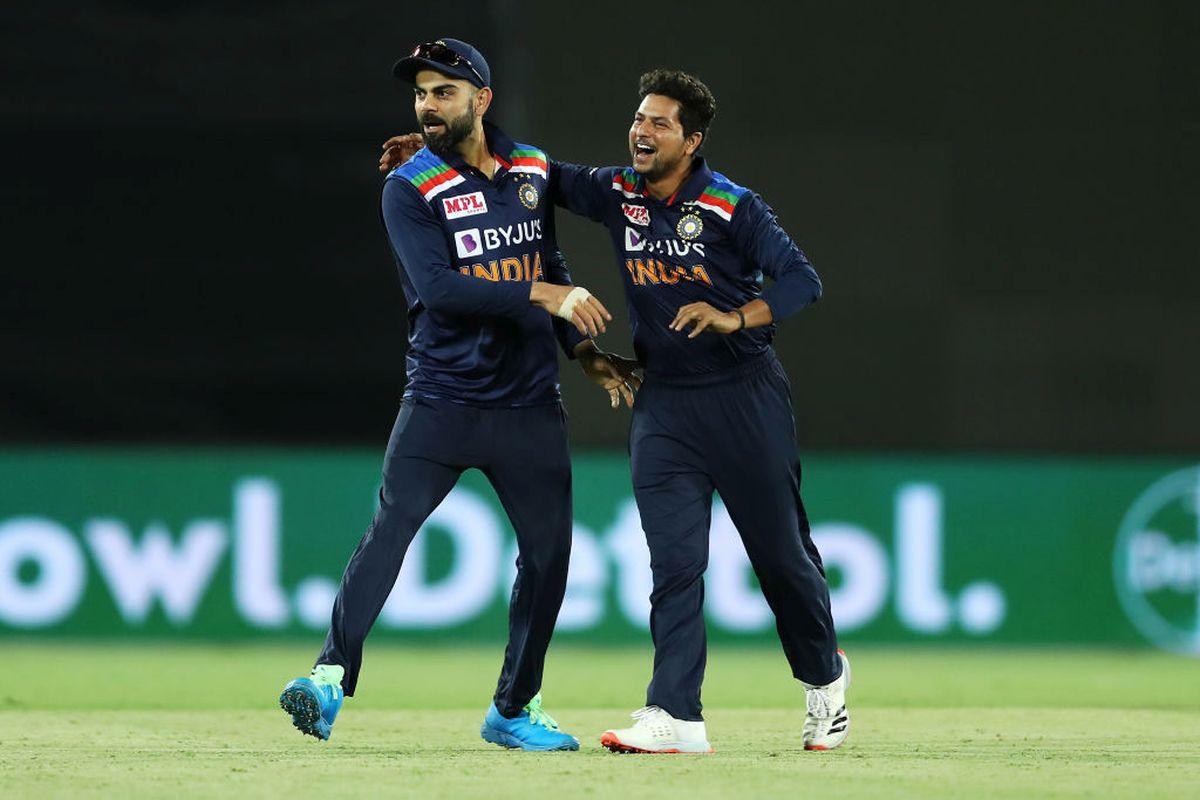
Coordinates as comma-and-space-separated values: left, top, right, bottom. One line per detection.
635, 147, 684, 182
421, 107, 476, 155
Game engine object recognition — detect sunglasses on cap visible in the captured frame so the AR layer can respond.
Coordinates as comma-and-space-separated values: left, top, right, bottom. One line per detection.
411, 41, 486, 87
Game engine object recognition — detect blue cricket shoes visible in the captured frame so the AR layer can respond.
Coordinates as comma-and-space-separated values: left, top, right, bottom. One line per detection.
480, 693, 580, 751
280, 667, 344, 741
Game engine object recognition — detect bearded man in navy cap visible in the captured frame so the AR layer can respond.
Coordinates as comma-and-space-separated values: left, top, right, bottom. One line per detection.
278, 38, 635, 752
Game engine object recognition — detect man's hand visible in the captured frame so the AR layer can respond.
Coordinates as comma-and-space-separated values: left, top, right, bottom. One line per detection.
379, 133, 423, 172
531, 282, 612, 337
669, 302, 742, 338
575, 341, 643, 409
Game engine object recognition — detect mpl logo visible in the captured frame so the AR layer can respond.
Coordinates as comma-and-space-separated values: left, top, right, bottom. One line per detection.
455, 228, 483, 258
624, 227, 645, 252
1114, 465, 1200, 655
622, 203, 650, 227
442, 191, 488, 220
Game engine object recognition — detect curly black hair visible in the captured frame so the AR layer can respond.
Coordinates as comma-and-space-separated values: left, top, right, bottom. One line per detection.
637, 69, 717, 148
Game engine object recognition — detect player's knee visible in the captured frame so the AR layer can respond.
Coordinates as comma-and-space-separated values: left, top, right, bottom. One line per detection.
649, 553, 707, 592
367, 505, 424, 548
751, 550, 823, 593
516, 534, 571, 578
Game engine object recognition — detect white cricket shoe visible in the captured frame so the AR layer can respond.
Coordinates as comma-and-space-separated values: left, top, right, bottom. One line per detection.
802, 649, 851, 751
600, 706, 714, 754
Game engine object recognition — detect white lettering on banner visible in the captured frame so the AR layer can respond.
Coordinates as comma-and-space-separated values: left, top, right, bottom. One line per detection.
234, 479, 290, 628
380, 487, 501, 627
811, 523, 890, 630
958, 581, 1006, 634
0, 517, 86, 626
294, 576, 338, 629
0, 477, 1008, 637
707, 504, 771, 630
502, 523, 605, 631
86, 519, 226, 624
559, 526, 606, 630
895, 484, 953, 632
1113, 465, 1200, 654
1127, 531, 1200, 593
703, 507, 891, 633
895, 483, 1005, 634
605, 499, 654, 630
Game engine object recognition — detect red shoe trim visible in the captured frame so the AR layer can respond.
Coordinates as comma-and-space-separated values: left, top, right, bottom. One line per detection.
599, 732, 713, 754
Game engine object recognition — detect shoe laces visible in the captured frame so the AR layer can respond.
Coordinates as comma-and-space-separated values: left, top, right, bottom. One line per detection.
310, 664, 344, 692
631, 706, 671, 725
523, 693, 560, 730
806, 687, 836, 719
630, 706, 675, 737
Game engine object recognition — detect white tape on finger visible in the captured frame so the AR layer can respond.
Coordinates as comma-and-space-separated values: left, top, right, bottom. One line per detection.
556, 287, 592, 321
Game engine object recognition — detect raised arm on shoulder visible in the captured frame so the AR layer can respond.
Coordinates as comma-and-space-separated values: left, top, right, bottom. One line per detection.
549, 160, 614, 222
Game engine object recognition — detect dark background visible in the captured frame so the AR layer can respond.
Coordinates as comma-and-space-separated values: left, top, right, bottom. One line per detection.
3, 1, 1197, 452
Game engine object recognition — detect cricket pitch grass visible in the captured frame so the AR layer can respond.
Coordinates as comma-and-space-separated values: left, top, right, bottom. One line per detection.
2, 644, 1197, 798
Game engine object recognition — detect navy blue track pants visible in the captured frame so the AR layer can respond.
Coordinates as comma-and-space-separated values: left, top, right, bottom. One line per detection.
631, 353, 840, 721
317, 396, 572, 716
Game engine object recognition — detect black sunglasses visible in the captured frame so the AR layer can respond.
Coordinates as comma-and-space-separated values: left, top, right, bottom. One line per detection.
411, 42, 486, 87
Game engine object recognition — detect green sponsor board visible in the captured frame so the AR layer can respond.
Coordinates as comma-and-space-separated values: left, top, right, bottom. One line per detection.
0, 449, 1197, 653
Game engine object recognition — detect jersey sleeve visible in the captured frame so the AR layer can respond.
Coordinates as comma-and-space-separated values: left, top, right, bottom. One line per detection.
381, 178, 531, 319
730, 192, 823, 321
541, 204, 588, 358
549, 160, 617, 222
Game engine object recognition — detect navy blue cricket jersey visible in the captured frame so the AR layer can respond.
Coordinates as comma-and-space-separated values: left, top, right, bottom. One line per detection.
382, 121, 584, 407
551, 157, 822, 378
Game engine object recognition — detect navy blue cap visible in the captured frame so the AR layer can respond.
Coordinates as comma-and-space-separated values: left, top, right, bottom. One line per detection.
393, 38, 491, 88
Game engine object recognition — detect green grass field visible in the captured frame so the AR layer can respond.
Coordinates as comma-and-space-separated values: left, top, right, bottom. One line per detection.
2, 643, 1197, 798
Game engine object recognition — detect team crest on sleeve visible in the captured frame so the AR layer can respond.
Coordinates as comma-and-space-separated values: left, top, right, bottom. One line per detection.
518, 182, 540, 210
676, 213, 704, 240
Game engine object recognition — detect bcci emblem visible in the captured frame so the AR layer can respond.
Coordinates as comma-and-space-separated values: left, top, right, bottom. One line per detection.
676, 213, 703, 240
1113, 465, 1200, 655
518, 182, 539, 210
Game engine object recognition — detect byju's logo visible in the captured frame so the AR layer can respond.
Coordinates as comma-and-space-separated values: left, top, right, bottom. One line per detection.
455, 228, 483, 258
624, 227, 645, 252
1114, 465, 1200, 655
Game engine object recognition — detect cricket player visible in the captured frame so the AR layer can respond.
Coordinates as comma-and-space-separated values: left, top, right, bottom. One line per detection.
280, 38, 631, 752
550, 70, 850, 754
382, 68, 850, 753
